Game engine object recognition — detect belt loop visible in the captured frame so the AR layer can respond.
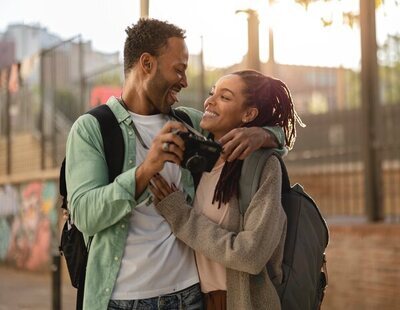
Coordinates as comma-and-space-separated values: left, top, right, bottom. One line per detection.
157, 296, 162, 310
177, 292, 183, 310
132, 299, 139, 310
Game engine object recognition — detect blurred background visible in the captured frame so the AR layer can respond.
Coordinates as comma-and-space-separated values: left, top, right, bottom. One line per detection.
0, 0, 399, 309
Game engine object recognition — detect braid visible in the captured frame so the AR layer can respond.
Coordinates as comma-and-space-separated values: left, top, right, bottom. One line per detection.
212, 70, 304, 206
212, 160, 243, 208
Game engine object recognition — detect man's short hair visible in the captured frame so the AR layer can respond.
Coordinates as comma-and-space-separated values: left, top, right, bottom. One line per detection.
123, 18, 186, 75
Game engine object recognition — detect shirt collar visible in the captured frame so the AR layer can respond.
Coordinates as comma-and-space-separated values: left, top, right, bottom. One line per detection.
106, 96, 131, 124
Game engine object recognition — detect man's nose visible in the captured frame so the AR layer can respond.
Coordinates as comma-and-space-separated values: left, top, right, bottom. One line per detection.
180, 74, 188, 88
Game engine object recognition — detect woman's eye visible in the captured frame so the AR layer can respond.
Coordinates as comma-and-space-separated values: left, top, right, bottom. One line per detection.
221, 95, 230, 101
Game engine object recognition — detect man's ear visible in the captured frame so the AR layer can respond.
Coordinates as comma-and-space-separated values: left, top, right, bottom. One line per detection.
139, 53, 154, 73
242, 107, 259, 123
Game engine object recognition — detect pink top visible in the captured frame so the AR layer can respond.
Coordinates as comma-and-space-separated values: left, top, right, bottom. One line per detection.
193, 162, 231, 293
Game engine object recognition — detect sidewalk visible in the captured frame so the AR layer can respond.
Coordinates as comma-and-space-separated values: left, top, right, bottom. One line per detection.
0, 265, 75, 310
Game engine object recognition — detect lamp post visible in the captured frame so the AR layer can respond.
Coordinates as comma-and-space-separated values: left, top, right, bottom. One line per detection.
236, 9, 261, 71
141, 0, 149, 17
360, 0, 383, 221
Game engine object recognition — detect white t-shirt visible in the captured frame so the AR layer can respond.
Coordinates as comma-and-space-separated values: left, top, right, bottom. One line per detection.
111, 112, 199, 300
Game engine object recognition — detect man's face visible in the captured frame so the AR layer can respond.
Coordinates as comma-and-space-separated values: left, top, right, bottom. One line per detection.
146, 37, 189, 114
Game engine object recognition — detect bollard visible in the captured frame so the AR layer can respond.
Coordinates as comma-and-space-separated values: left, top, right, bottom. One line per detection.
52, 254, 61, 310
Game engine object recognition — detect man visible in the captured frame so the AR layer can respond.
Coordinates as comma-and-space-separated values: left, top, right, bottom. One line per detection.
66, 18, 283, 310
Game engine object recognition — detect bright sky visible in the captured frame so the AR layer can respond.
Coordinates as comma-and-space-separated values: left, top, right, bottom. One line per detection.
0, 0, 399, 69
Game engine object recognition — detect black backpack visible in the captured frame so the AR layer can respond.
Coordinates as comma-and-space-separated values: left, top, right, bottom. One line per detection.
59, 104, 124, 309
59, 105, 195, 309
239, 149, 329, 310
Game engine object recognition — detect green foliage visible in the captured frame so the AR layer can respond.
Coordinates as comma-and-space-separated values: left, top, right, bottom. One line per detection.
54, 89, 80, 121
93, 72, 122, 87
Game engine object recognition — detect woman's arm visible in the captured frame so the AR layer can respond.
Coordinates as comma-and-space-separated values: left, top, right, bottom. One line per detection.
154, 156, 286, 275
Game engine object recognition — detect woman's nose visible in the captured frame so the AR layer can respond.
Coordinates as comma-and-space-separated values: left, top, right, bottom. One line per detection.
204, 97, 214, 108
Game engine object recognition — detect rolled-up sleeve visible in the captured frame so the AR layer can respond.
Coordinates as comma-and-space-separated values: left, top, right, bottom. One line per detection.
66, 114, 142, 236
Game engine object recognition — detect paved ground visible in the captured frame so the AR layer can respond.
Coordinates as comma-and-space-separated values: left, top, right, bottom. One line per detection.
0, 265, 76, 310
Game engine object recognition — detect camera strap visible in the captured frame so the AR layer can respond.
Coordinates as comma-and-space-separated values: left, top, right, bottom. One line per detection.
169, 109, 208, 141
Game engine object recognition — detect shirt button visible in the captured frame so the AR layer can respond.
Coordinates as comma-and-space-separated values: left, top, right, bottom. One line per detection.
114, 256, 119, 261
128, 131, 133, 135
121, 224, 125, 228
105, 288, 110, 292
129, 159, 133, 164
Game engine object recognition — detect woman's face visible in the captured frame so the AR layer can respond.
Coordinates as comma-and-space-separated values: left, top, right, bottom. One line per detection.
200, 74, 252, 140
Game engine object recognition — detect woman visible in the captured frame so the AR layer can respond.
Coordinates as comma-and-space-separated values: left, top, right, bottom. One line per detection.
150, 70, 303, 310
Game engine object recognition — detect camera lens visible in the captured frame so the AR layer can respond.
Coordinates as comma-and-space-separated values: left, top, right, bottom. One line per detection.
186, 155, 207, 173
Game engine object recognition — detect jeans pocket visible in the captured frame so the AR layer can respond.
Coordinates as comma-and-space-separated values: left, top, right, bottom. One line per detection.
180, 284, 204, 310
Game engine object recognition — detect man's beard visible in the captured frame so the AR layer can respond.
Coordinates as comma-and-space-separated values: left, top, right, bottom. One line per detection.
147, 69, 172, 114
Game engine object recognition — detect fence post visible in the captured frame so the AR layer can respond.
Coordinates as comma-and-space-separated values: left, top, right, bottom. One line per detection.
360, 0, 383, 221
5, 67, 11, 174
79, 38, 86, 115
40, 54, 46, 170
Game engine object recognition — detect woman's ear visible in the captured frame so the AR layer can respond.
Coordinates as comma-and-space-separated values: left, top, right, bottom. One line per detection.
242, 107, 259, 123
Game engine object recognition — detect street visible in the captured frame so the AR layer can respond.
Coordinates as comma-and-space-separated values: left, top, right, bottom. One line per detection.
0, 265, 75, 310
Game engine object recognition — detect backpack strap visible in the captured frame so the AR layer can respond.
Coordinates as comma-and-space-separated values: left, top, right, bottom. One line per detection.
87, 104, 124, 183
59, 159, 68, 209
239, 149, 291, 215
59, 104, 124, 209
172, 108, 194, 127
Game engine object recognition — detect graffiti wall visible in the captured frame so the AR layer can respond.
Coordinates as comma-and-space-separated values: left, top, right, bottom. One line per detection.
0, 181, 58, 271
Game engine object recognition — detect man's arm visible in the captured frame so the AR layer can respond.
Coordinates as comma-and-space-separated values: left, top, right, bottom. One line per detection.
66, 115, 137, 236
135, 121, 187, 199
175, 106, 286, 161
218, 126, 286, 161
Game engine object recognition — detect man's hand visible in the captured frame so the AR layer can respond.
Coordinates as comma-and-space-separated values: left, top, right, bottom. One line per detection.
135, 121, 187, 198
218, 127, 278, 162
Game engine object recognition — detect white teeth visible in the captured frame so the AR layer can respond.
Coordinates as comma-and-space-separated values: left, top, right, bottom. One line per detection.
170, 90, 179, 102
205, 110, 218, 117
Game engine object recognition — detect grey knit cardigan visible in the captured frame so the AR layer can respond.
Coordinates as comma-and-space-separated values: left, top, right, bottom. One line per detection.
155, 156, 286, 310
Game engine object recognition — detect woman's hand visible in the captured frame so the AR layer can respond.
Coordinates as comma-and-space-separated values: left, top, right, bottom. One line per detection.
149, 173, 179, 205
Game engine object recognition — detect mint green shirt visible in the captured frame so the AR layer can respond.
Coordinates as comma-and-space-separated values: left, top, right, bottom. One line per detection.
65, 96, 284, 309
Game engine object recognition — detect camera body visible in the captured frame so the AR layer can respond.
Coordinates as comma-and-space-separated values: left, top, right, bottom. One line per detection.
177, 131, 222, 173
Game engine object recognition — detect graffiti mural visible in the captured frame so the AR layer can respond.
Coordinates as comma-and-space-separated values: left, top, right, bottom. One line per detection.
0, 180, 58, 271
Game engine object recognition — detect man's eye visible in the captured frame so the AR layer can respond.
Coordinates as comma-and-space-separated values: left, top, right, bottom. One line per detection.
221, 95, 230, 100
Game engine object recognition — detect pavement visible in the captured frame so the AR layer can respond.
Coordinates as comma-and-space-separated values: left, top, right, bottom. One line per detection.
0, 265, 76, 310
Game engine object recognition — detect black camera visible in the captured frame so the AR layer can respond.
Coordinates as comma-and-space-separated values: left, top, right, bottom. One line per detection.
177, 131, 222, 173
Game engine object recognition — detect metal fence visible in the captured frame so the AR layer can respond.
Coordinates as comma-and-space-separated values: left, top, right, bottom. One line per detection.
1, 15, 399, 223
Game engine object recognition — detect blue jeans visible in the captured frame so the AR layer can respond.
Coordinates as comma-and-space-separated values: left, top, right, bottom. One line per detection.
107, 283, 203, 310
